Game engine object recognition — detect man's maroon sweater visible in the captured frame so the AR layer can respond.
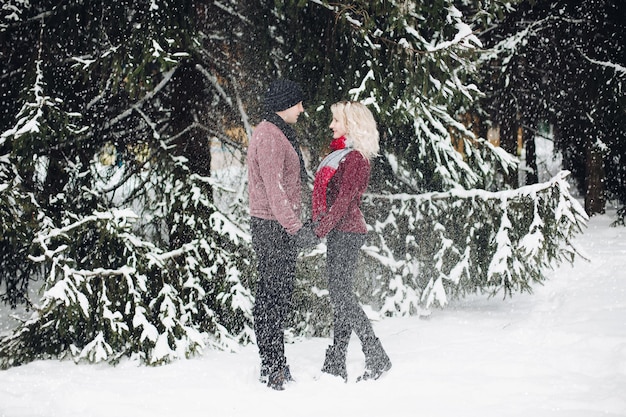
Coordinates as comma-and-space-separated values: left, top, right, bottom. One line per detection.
247, 121, 303, 235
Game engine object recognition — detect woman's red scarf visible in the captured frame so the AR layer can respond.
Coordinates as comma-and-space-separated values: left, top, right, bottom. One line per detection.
312, 136, 352, 221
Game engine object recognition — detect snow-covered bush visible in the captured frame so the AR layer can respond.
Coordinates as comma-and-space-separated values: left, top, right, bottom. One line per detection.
362, 171, 587, 314
0, 196, 254, 369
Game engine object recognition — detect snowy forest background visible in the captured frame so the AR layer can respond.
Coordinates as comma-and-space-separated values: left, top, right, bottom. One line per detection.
0, 0, 624, 369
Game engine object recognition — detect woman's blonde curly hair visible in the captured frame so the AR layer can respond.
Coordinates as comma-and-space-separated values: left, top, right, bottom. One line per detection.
331, 101, 380, 160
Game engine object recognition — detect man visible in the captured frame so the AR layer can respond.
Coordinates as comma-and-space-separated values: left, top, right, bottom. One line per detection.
247, 79, 317, 390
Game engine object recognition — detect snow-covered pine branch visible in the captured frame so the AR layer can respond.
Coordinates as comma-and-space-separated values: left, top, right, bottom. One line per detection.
363, 170, 587, 314
0, 166, 255, 368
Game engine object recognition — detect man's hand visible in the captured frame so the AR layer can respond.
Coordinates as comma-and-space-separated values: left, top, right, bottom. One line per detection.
294, 221, 319, 250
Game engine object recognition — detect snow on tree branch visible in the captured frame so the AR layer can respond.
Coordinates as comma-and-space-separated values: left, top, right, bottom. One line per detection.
363, 170, 588, 314
579, 50, 626, 78
1, 59, 49, 141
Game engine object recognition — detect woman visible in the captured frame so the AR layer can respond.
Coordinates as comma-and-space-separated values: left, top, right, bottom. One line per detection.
312, 101, 391, 381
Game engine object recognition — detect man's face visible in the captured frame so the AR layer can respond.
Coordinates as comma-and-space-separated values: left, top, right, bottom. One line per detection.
278, 102, 304, 124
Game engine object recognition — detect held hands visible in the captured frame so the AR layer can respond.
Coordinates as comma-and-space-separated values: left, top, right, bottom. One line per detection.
294, 220, 320, 250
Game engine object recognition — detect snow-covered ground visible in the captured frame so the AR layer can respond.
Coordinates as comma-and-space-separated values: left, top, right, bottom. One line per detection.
1, 208, 624, 417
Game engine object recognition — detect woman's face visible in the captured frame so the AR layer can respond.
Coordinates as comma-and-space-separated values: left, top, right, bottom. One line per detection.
329, 112, 347, 139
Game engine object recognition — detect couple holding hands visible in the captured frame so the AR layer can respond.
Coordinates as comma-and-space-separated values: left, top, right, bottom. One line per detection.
247, 79, 391, 391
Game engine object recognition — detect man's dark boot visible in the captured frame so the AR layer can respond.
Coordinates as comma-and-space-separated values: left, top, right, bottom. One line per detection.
358, 337, 391, 381
321, 344, 348, 381
267, 367, 286, 391
265, 364, 295, 390
260, 363, 293, 384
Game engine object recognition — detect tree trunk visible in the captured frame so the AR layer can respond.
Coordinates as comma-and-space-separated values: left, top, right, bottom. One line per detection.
585, 138, 606, 215
525, 135, 538, 185
499, 117, 519, 188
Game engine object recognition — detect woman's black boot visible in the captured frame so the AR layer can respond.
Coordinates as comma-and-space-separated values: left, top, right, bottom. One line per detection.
321, 344, 348, 381
358, 337, 391, 381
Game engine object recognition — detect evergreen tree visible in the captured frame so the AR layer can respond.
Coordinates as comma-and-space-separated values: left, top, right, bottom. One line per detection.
0, 135, 38, 307
477, 0, 626, 217
260, 0, 587, 327
366, 171, 587, 312
1, 0, 256, 368
1, 0, 591, 368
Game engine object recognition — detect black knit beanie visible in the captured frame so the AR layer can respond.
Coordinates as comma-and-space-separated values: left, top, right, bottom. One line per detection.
263, 79, 304, 112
